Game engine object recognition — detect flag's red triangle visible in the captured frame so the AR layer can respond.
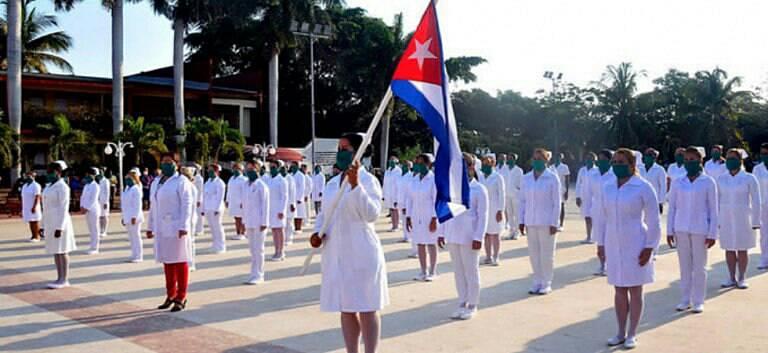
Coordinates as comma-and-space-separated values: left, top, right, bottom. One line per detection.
392, 1, 443, 85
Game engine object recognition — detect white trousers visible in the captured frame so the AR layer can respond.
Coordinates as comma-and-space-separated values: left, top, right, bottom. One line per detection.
86, 211, 100, 251
675, 232, 709, 305
760, 210, 768, 267
447, 243, 481, 306
125, 222, 143, 260
527, 226, 557, 287
247, 227, 267, 281
206, 212, 226, 252
505, 195, 518, 231
286, 214, 295, 242
99, 211, 109, 236
194, 208, 204, 234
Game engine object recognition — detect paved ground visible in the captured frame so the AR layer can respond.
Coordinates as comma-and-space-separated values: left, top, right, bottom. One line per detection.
1, 199, 767, 353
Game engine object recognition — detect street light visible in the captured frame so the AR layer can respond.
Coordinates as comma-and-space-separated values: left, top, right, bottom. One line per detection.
252, 143, 277, 162
291, 20, 333, 167
543, 71, 564, 160
104, 141, 133, 193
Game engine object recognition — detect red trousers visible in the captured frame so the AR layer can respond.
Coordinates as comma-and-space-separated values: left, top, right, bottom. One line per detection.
163, 262, 189, 301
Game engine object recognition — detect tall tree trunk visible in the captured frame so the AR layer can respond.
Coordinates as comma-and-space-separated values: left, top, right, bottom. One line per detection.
379, 99, 393, 169
111, 0, 124, 137
173, 18, 186, 160
7, 0, 21, 183
269, 49, 279, 146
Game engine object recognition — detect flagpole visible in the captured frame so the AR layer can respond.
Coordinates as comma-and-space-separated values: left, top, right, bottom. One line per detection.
300, 87, 394, 275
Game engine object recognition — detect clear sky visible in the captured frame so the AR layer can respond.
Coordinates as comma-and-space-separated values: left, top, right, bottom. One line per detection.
37, 0, 768, 96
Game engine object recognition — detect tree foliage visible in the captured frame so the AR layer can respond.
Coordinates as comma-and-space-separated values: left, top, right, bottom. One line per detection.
117, 116, 168, 166
37, 114, 94, 161
0, 0, 73, 73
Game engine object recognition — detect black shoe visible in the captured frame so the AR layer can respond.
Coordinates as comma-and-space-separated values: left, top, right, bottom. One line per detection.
157, 297, 173, 310
170, 299, 187, 312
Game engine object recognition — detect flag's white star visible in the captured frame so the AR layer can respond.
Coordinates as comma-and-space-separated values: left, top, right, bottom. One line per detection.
408, 38, 437, 71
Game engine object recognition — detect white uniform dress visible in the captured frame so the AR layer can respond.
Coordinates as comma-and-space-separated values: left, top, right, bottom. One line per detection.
519, 169, 561, 288
575, 166, 596, 218
293, 172, 308, 220
98, 177, 110, 236
502, 165, 523, 230
266, 174, 288, 228
121, 184, 144, 261
552, 163, 571, 201
594, 176, 661, 287
226, 174, 247, 218
406, 171, 438, 245
43, 179, 76, 254
316, 170, 388, 312
243, 178, 270, 281
753, 163, 768, 267
147, 174, 194, 264
21, 181, 43, 222
717, 170, 761, 250
398, 171, 417, 241
480, 171, 506, 234
382, 167, 399, 210
704, 159, 727, 180
80, 181, 101, 251
586, 169, 616, 241
302, 172, 313, 218
667, 163, 686, 183
312, 172, 326, 203
193, 174, 205, 234
640, 163, 667, 208
285, 173, 297, 238
204, 176, 227, 252
444, 179, 488, 306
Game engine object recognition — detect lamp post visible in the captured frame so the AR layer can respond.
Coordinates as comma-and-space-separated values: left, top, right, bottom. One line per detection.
543, 71, 563, 160
291, 20, 333, 167
252, 143, 277, 163
104, 141, 133, 193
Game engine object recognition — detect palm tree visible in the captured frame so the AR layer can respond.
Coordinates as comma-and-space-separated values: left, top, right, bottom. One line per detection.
37, 114, 92, 161
693, 68, 749, 145
184, 116, 211, 165
1, 0, 73, 73
209, 118, 245, 163
5, 0, 22, 182
597, 62, 644, 147
117, 116, 168, 165
0, 121, 18, 169
445, 56, 487, 84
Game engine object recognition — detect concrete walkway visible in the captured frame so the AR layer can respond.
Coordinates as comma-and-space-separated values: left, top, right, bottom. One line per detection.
1, 201, 766, 353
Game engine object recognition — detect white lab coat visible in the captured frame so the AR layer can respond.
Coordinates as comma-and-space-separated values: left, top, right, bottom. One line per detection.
480, 171, 506, 234
301, 172, 313, 217
98, 177, 110, 213
551, 164, 570, 199
266, 175, 288, 228
397, 171, 416, 240
316, 169, 388, 312
717, 170, 761, 250
443, 179, 489, 245
43, 179, 76, 254
285, 173, 297, 218
667, 175, 718, 239
753, 163, 768, 267
518, 170, 561, 228
594, 176, 662, 287
205, 176, 227, 252
640, 163, 668, 206
147, 174, 195, 263
575, 166, 596, 217
80, 182, 101, 215
406, 171, 438, 245
312, 172, 326, 202
704, 159, 727, 181
121, 185, 144, 225
243, 178, 270, 230
667, 163, 686, 182
586, 170, 616, 232
193, 174, 204, 234
21, 181, 42, 222
382, 167, 399, 209
226, 174, 247, 218
293, 172, 308, 219
204, 177, 226, 212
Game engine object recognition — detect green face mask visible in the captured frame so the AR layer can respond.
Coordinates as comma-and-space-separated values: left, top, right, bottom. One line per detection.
413, 163, 427, 176
684, 161, 702, 177
233, 170, 241, 177
279, 167, 287, 177
124, 178, 135, 187
612, 164, 631, 179
260, 169, 266, 176
95, 174, 104, 182
208, 170, 216, 179
46, 172, 58, 183
83, 176, 93, 184
642, 155, 655, 168
711, 151, 722, 160
387, 161, 396, 169
160, 163, 175, 177
507, 159, 516, 167
24, 176, 33, 184
336, 150, 353, 171
315, 167, 322, 174
532, 160, 546, 172
481, 164, 493, 176
270, 167, 279, 177
597, 159, 611, 174
246, 170, 258, 181
725, 158, 741, 171
761, 154, 768, 165
554, 158, 561, 166
289, 165, 299, 174
584, 160, 595, 169
675, 154, 684, 165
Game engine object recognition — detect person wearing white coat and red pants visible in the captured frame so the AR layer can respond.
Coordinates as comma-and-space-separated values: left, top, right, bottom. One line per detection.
204, 164, 227, 254
242, 160, 270, 285
121, 170, 145, 263
519, 148, 561, 295
594, 149, 661, 350
81, 167, 101, 255
309, 133, 388, 353
480, 153, 505, 266
717, 148, 761, 289
666, 147, 718, 313
438, 153, 488, 320
753, 143, 768, 271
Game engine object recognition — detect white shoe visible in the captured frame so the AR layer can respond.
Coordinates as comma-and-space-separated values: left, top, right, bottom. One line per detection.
675, 303, 690, 312
407, 253, 418, 259
483, 258, 493, 265
737, 280, 749, 289
424, 274, 435, 282
212, 249, 226, 255
86, 249, 99, 255
557, 226, 564, 232
691, 304, 704, 313
721, 279, 737, 288
244, 277, 264, 285
128, 258, 143, 263
268, 255, 285, 262
593, 268, 606, 276
28, 238, 41, 243
100, 233, 107, 238
413, 273, 426, 281
757, 264, 768, 270
450, 307, 465, 319
528, 285, 541, 295
190, 266, 197, 272
606, 336, 625, 346
491, 258, 500, 267
537, 286, 552, 295
286, 240, 294, 245
623, 336, 638, 349
459, 307, 477, 320
47, 281, 70, 289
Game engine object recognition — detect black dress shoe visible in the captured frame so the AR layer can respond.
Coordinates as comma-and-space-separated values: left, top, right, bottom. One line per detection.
170, 299, 187, 312
157, 297, 173, 310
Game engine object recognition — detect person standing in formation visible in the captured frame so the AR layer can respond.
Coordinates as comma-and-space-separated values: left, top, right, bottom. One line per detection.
309, 133, 387, 353
753, 143, 768, 271
227, 163, 248, 241
640, 148, 668, 214
267, 160, 288, 261
147, 152, 195, 312
585, 150, 616, 275
575, 152, 597, 244
383, 156, 400, 232
519, 148, 561, 295
282, 163, 297, 245
667, 147, 687, 183
299, 164, 313, 229
480, 153, 505, 266
192, 164, 205, 239
291, 163, 307, 235
97, 168, 110, 238
180, 166, 199, 271
717, 148, 761, 289
21, 170, 43, 242
397, 161, 415, 247
502, 153, 523, 240
550, 153, 570, 230
43, 161, 76, 289
312, 165, 326, 216
704, 145, 727, 180
204, 164, 227, 254
666, 146, 718, 313
595, 148, 661, 349
242, 160, 270, 285
438, 153, 488, 320
121, 169, 144, 263
81, 167, 101, 255
406, 153, 439, 281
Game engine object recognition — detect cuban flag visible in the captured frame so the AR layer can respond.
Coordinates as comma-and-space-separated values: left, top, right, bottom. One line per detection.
391, 0, 470, 222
